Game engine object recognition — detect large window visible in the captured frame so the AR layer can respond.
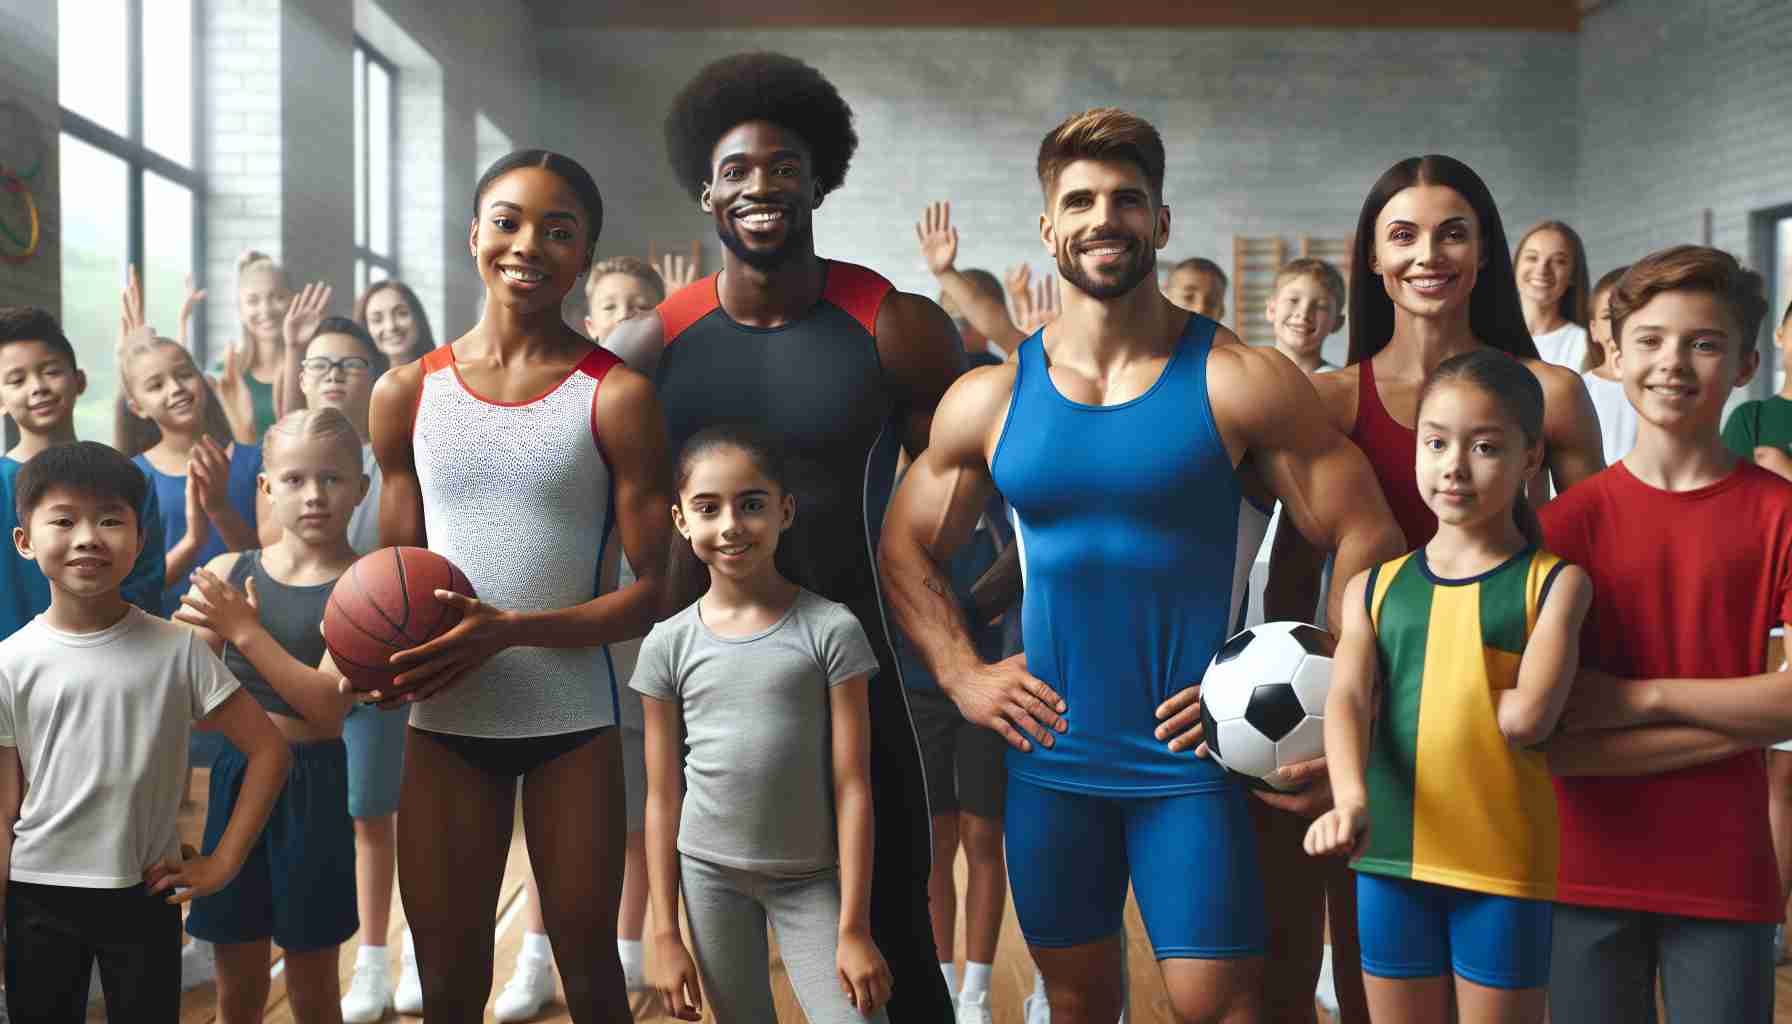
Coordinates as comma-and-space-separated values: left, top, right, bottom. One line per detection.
354, 38, 398, 296
58, 0, 203, 443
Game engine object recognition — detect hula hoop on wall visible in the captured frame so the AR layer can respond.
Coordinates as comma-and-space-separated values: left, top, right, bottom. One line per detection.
0, 167, 41, 265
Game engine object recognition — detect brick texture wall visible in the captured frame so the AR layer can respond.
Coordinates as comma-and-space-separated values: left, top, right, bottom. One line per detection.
536, 26, 1581, 363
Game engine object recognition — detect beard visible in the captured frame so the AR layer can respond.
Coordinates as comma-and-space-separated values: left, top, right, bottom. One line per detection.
1056, 234, 1157, 301
716, 213, 816, 272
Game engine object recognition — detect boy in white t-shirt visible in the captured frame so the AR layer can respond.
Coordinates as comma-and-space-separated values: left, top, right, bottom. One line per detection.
0, 441, 288, 1022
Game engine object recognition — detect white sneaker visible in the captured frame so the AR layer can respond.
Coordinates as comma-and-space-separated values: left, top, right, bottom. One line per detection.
956, 989, 993, 1024
393, 932, 423, 1015
341, 957, 395, 1023
179, 940, 215, 992
1316, 943, 1340, 1012
493, 953, 557, 1023
1023, 988, 1050, 1024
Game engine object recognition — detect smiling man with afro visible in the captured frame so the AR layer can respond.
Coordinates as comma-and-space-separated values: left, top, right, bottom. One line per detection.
604, 50, 964, 1023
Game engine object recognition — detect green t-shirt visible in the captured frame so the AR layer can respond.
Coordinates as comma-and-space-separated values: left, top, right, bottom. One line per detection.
1722, 396, 1792, 457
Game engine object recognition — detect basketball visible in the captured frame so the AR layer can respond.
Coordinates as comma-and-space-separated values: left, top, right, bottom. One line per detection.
324, 546, 477, 693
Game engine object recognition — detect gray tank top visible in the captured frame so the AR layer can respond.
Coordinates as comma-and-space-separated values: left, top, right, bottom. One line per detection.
221, 550, 334, 721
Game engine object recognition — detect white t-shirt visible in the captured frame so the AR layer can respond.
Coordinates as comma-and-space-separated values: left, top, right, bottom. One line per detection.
1532, 323, 1591, 371
346, 443, 385, 556
1583, 371, 1639, 467
0, 609, 239, 887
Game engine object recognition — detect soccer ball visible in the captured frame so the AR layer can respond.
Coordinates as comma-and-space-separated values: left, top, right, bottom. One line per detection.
1198, 621, 1335, 792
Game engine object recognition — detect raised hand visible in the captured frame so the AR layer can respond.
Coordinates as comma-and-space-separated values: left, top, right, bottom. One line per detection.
188, 435, 232, 514
657, 252, 698, 292
1008, 264, 1060, 335
119, 264, 153, 357
283, 281, 332, 351
214, 342, 256, 443
915, 200, 960, 277
175, 571, 263, 649
176, 274, 208, 351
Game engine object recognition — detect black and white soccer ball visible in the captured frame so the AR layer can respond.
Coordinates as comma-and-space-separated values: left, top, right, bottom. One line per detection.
1198, 621, 1335, 792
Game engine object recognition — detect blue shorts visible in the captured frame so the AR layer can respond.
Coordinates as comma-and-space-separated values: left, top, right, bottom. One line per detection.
186, 739, 358, 954
1004, 774, 1265, 960
341, 703, 407, 818
1356, 873, 1552, 990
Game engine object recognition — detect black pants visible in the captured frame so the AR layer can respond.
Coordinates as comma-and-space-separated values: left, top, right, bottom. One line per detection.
5, 880, 181, 1023
863, 660, 955, 1022
1550, 903, 1775, 1024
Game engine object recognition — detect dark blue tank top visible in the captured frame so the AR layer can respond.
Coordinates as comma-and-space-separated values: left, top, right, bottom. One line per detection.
134, 443, 261, 616
991, 316, 1246, 795
220, 549, 334, 721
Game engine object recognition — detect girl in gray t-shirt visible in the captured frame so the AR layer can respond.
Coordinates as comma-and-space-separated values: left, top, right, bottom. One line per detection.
632, 426, 890, 1023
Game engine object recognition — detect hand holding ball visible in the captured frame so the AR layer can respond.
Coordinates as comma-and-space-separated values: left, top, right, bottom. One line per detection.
323, 547, 477, 693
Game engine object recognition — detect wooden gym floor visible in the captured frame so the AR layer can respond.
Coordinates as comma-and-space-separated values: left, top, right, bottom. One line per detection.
73, 770, 1792, 1023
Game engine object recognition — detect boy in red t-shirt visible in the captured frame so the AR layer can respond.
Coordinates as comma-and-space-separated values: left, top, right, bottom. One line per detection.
1540, 245, 1792, 1023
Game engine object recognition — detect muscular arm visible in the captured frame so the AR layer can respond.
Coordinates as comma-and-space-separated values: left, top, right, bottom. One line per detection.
877, 292, 968, 458
879, 365, 1064, 750
1565, 658, 1792, 747
1532, 360, 1605, 495
1212, 342, 1406, 629
369, 362, 426, 550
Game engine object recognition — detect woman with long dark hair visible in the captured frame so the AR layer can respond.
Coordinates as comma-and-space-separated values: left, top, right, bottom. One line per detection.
1260, 155, 1604, 1024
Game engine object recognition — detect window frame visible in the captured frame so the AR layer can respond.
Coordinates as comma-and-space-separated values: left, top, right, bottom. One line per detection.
59, 0, 208, 360
354, 35, 400, 294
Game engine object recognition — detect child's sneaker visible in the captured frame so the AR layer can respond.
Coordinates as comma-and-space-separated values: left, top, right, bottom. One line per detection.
179, 939, 215, 992
393, 929, 423, 1015
492, 951, 556, 1022
340, 952, 394, 1023
956, 988, 993, 1024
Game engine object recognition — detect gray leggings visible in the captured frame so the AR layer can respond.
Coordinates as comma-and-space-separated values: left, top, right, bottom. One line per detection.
680, 854, 888, 1024
1549, 903, 1774, 1023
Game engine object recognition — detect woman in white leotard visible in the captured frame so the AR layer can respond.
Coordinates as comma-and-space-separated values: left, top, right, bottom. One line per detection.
364, 149, 673, 1024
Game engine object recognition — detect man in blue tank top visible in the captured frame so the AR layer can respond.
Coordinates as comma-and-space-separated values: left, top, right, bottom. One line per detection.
881, 109, 1405, 1023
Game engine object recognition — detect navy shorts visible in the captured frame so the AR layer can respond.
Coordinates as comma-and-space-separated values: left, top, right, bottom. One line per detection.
186, 738, 358, 953
1357, 873, 1552, 990
1004, 774, 1265, 960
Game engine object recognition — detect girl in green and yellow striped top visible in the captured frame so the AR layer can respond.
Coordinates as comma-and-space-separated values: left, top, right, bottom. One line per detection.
1306, 350, 1592, 1024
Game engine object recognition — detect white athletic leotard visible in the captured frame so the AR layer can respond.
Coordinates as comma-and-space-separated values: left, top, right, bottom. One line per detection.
408, 344, 620, 738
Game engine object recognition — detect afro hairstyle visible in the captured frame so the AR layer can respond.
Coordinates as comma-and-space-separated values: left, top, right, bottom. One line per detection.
664, 52, 858, 203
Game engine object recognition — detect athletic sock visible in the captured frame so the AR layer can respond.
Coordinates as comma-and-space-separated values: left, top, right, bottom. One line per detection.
962, 961, 992, 997
1032, 968, 1048, 997
617, 939, 644, 983
355, 944, 388, 968
940, 961, 957, 992
521, 931, 552, 962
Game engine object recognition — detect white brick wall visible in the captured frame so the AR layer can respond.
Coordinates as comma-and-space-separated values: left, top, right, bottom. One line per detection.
203, 0, 282, 364
536, 26, 1582, 338
1579, 0, 1792, 400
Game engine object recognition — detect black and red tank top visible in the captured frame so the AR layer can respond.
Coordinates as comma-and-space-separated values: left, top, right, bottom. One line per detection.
1350, 358, 1438, 547
653, 260, 906, 675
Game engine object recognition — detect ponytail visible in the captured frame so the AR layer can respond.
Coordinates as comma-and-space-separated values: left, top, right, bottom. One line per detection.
1513, 489, 1544, 550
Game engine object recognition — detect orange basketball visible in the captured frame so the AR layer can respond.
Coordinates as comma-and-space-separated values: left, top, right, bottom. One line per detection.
324, 547, 476, 693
